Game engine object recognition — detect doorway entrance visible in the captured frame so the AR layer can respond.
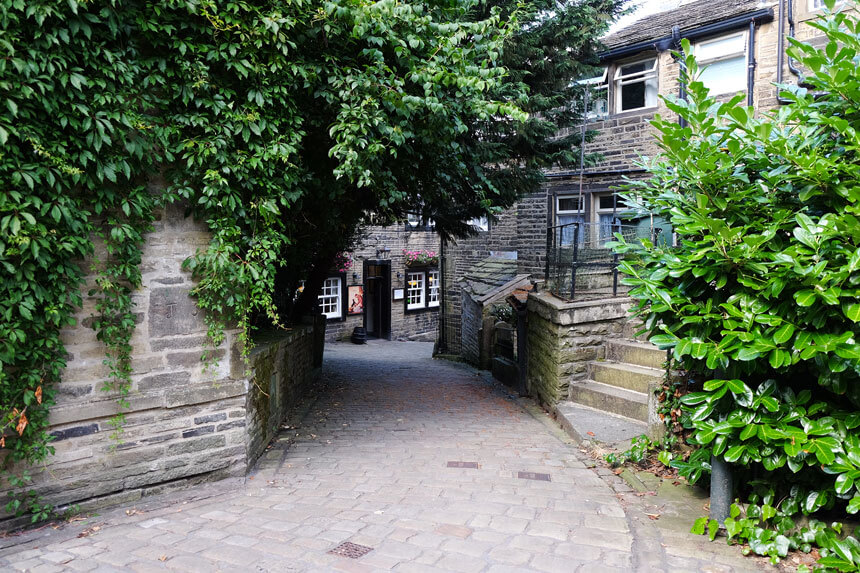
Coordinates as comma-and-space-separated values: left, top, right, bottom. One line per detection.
363, 260, 391, 339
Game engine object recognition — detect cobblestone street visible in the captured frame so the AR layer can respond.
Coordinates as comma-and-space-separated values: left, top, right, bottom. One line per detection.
0, 342, 763, 572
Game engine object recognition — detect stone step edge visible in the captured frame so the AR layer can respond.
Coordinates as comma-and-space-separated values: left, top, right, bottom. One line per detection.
568, 379, 649, 423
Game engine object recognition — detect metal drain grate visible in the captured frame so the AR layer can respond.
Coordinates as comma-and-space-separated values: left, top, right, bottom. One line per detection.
328, 542, 374, 559
447, 461, 479, 469
517, 471, 551, 482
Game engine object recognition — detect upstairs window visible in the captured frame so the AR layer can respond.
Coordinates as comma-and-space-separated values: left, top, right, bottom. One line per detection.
579, 68, 609, 119
694, 32, 747, 95
614, 58, 658, 112
810, 0, 844, 9
468, 216, 489, 232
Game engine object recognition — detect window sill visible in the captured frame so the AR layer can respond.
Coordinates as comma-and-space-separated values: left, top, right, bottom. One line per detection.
610, 106, 658, 120
404, 305, 440, 315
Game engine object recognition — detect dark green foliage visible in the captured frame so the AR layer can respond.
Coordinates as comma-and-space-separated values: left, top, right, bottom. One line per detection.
614, 1, 860, 567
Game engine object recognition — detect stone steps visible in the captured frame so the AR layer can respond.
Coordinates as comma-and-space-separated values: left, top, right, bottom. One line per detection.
606, 338, 666, 370
588, 361, 662, 393
564, 338, 663, 438
553, 401, 648, 446
568, 380, 649, 422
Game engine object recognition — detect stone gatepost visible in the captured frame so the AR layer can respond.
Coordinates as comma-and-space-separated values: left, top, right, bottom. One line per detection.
525, 291, 633, 405
1, 201, 321, 528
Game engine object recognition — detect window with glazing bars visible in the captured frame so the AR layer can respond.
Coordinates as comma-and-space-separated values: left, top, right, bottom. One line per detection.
319, 277, 342, 318
406, 272, 425, 309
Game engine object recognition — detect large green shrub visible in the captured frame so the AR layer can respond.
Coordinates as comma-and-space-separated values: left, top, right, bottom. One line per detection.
615, 0, 860, 551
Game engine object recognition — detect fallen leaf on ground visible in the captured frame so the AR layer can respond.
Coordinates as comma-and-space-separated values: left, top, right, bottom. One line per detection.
613, 468, 623, 475
646, 513, 660, 520
159, 555, 168, 562
587, 431, 595, 437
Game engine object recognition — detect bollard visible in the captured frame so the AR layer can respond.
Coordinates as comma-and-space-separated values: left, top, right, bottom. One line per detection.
710, 454, 733, 526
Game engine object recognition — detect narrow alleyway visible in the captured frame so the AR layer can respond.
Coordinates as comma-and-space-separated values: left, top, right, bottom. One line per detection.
0, 342, 762, 572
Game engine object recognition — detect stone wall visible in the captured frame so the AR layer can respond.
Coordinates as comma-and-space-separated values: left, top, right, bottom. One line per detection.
325, 224, 441, 342
442, 191, 548, 356
245, 326, 317, 467
526, 292, 632, 405
1, 204, 321, 528
461, 293, 482, 366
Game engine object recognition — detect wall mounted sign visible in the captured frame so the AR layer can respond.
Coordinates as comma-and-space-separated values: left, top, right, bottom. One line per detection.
347, 285, 364, 315
392, 288, 404, 301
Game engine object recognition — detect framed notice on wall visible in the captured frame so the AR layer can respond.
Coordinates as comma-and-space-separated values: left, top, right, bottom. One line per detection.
347, 285, 364, 315
392, 288, 404, 301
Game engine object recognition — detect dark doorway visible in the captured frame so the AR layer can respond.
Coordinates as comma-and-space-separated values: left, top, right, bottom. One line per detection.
363, 260, 391, 339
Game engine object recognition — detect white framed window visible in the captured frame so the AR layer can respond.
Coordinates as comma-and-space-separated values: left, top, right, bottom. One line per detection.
319, 277, 342, 319
810, 0, 844, 10
614, 58, 658, 112
468, 216, 489, 232
427, 270, 440, 307
406, 272, 425, 310
406, 212, 421, 228
556, 195, 584, 245
694, 32, 747, 95
578, 68, 609, 119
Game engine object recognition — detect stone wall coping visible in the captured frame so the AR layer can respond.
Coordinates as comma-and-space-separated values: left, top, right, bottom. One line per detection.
527, 291, 634, 325
248, 325, 315, 357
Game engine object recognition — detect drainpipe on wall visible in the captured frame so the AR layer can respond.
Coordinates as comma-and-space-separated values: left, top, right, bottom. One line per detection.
437, 237, 447, 354
672, 25, 688, 129
747, 19, 757, 107
777, 0, 805, 104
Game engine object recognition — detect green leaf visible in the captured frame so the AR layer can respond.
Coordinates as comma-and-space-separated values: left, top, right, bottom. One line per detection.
773, 323, 795, 344
707, 518, 719, 541
836, 473, 855, 495
844, 304, 860, 323
794, 290, 817, 307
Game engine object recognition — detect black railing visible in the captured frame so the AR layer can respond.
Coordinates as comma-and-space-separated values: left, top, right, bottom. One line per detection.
544, 221, 656, 301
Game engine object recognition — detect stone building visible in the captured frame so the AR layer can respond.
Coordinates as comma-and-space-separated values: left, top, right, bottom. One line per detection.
320, 221, 442, 343
546, 0, 850, 236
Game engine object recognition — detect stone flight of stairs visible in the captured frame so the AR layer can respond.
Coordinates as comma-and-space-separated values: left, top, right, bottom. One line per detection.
557, 339, 666, 445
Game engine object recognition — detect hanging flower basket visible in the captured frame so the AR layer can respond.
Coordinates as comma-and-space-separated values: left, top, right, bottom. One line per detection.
403, 249, 438, 267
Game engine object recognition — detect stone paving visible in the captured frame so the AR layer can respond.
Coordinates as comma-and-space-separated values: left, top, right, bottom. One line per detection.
0, 341, 766, 572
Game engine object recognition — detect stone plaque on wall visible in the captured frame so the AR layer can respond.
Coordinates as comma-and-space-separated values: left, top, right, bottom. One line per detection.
149, 287, 204, 338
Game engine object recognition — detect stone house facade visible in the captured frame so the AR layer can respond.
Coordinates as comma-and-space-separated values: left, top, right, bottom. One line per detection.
546, 0, 854, 237
321, 222, 442, 343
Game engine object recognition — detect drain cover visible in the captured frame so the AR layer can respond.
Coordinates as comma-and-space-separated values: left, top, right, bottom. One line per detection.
328, 542, 374, 559
447, 461, 479, 469
517, 471, 551, 481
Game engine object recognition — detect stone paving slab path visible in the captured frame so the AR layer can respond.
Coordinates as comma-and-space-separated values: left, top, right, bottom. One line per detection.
0, 341, 767, 572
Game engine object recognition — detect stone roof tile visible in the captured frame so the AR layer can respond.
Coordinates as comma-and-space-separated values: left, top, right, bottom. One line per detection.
603, 0, 765, 50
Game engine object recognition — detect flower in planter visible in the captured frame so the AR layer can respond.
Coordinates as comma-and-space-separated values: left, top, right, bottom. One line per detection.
403, 249, 439, 266
334, 252, 352, 272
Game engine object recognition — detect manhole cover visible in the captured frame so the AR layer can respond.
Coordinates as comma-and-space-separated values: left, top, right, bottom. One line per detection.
328, 542, 374, 559
447, 461, 479, 469
517, 471, 551, 481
